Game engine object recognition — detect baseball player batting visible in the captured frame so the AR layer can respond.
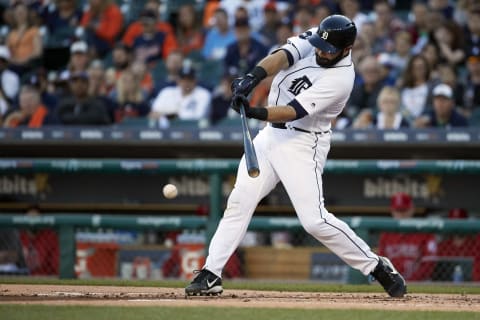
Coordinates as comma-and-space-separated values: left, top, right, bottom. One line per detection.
186, 14, 407, 298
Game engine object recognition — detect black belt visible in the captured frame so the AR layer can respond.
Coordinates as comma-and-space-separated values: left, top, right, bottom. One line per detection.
272, 123, 330, 135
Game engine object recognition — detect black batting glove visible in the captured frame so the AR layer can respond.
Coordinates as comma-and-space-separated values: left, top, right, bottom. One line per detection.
231, 94, 268, 121
231, 74, 259, 97
231, 94, 251, 114
230, 66, 268, 96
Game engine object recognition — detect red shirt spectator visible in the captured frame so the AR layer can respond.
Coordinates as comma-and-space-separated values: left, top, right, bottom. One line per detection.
378, 193, 438, 281
20, 229, 59, 276
19, 206, 59, 276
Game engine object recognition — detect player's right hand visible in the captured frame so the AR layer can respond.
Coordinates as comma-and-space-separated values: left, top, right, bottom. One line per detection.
231, 73, 260, 97
231, 94, 250, 114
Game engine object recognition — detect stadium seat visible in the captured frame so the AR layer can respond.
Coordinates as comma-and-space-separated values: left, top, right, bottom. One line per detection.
469, 108, 480, 127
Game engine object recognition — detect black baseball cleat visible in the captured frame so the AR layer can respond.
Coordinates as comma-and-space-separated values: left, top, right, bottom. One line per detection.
370, 256, 407, 298
185, 269, 223, 296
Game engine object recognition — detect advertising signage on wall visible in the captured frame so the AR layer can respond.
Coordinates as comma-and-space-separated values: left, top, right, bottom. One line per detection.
0, 172, 477, 214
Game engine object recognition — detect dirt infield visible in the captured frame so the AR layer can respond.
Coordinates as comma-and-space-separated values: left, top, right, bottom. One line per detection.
1, 284, 479, 312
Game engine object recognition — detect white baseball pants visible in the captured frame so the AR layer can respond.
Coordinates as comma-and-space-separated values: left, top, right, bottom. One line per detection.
204, 125, 379, 277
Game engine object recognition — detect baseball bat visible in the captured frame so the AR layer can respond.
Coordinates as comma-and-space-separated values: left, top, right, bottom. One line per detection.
237, 97, 260, 178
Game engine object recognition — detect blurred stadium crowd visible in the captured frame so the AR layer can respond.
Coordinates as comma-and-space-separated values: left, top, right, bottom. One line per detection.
0, 0, 479, 129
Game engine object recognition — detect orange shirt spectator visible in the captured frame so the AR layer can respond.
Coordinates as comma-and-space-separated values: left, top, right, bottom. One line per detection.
202, 0, 220, 28
6, 3, 42, 69
81, 0, 123, 46
3, 85, 51, 128
7, 27, 41, 64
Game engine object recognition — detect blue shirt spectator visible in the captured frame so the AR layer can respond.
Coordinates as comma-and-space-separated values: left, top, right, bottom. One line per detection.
224, 17, 269, 76
202, 8, 235, 61
132, 10, 173, 66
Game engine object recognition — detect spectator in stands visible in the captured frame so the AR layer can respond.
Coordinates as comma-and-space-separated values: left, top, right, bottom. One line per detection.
175, 4, 204, 57
19, 205, 59, 276
224, 17, 268, 76
351, 33, 372, 67
3, 85, 53, 128
407, 0, 429, 50
258, 2, 280, 48
153, 50, 183, 93
292, 5, 313, 35
60, 40, 90, 81
0, 45, 20, 109
202, 7, 235, 61
399, 54, 433, 122
122, 0, 177, 53
109, 69, 149, 123
436, 208, 480, 282
428, 0, 455, 19
339, 0, 368, 32
56, 71, 110, 125
221, 0, 268, 33
268, 19, 294, 53
210, 70, 236, 125
375, 53, 396, 86
378, 192, 438, 281
348, 55, 385, 117
464, 7, 480, 58
27, 68, 58, 112
6, 2, 42, 76
202, 0, 220, 29
130, 60, 154, 97
352, 86, 409, 129
436, 64, 465, 110
414, 83, 468, 128
131, 9, 177, 67
106, 43, 133, 82
41, 0, 82, 48
149, 62, 211, 128
80, 0, 123, 58
420, 41, 441, 80
432, 20, 465, 66
311, 3, 332, 27
464, 54, 480, 115
387, 30, 413, 80
87, 59, 108, 97
370, 0, 405, 54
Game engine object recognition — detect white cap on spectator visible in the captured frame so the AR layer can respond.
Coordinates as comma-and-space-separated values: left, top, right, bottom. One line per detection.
0, 45, 10, 60
433, 83, 453, 99
70, 41, 88, 54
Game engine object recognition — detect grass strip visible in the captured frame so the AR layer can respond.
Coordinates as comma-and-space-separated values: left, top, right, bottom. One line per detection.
0, 305, 479, 320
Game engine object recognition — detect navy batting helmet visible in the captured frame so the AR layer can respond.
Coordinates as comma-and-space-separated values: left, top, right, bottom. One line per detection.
308, 14, 357, 54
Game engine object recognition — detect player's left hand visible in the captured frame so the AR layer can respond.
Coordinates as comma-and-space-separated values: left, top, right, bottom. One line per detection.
231, 74, 259, 97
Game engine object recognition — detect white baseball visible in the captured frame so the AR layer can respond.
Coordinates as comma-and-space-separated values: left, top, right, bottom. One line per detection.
163, 184, 178, 199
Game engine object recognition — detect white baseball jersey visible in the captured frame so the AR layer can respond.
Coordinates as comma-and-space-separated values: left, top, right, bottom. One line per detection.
269, 27, 355, 132
203, 28, 380, 279
151, 86, 211, 120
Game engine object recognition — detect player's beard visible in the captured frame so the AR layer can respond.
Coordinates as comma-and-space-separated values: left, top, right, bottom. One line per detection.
315, 51, 345, 68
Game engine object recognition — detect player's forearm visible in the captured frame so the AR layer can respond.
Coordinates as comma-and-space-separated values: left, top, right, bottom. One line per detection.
256, 50, 290, 76
265, 106, 297, 122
